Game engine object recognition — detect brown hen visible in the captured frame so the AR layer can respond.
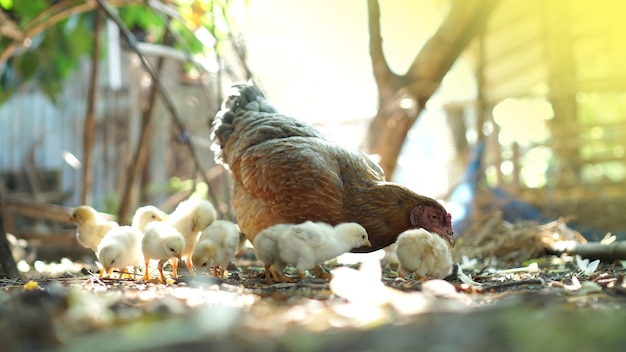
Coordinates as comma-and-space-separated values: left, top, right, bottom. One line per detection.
211, 82, 453, 252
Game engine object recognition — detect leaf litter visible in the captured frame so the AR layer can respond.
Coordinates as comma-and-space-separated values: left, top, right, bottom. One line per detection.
3, 213, 626, 351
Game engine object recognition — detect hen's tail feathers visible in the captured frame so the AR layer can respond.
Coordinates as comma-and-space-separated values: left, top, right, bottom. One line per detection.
211, 81, 277, 163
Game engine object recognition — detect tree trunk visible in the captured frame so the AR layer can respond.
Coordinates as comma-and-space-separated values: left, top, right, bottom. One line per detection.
0, 209, 20, 279
364, 0, 499, 180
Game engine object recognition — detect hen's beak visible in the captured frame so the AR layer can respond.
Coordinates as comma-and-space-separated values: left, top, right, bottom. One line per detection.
364, 240, 372, 247
445, 232, 455, 248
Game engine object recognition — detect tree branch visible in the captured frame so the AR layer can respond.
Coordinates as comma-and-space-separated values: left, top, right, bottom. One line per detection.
404, 0, 499, 107
367, 0, 401, 105
116, 30, 169, 224
0, 0, 143, 64
96, 0, 227, 219
81, 9, 102, 205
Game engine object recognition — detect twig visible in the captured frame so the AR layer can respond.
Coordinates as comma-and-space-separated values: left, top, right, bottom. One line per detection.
96, 0, 227, 219
548, 241, 626, 262
0, 0, 144, 63
482, 278, 544, 291
144, 0, 214, 106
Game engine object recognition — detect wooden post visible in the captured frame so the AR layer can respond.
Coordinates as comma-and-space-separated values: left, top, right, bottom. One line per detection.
0, 195, 20, 279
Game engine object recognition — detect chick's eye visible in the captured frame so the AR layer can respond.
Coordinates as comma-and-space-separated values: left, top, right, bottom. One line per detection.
169, 247, 175, 252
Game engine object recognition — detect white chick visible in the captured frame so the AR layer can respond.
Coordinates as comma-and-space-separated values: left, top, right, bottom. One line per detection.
69, 205, 119, 253
142, 221, 185, 282
97, 226, 143, 279
191, 220, 240, 278
277, 221, 372, 281
253, 223, 292, 284
394, 228, 453, 280
131, 205, 165, 232
166, 199, 217, 275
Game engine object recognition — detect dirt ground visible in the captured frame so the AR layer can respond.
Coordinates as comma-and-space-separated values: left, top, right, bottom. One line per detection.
3, 237, 626, 352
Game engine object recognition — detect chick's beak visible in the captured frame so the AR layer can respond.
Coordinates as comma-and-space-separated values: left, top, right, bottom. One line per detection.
68, 216, 74, 223
364, 240, 372, 247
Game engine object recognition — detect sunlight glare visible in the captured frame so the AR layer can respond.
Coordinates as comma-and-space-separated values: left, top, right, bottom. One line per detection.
492, 97, 554, 146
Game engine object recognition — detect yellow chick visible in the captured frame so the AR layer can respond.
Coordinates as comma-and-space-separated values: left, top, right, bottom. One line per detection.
97, 226, 143, 279
192, 220, 240, 278
394, 228, 453, 280
96, 205, 163, 279
70, 205, 119, 253
131, 205, 165, 232
142, 221, 184, 282
166, 199, 216, 275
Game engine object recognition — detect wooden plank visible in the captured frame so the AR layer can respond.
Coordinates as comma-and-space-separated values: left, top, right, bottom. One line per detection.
17, 231, 78, 248
3, 196, 117, 224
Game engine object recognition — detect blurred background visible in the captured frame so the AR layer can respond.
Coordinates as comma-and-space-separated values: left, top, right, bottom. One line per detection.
1, 0, 625, 261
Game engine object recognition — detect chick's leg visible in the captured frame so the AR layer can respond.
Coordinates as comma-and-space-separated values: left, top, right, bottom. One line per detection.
264, 264, 274, 284
157, 259, 169, 283
99, 267, 109, 278
185, 257, 196, 276
212, 266, 219, 278
171, 258, 179, 279
271, 262, 296, 283
312, 265, 332, 280
143, 260, 151, 281
219, 264, 228, 279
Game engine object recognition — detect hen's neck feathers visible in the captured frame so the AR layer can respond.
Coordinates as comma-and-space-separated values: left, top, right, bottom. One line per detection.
344, 183, 435, 251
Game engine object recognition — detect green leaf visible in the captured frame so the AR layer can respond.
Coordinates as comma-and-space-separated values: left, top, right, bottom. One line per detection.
15, 52, 39, 80
13, 0, 47, 23
0, 0, 13, 10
